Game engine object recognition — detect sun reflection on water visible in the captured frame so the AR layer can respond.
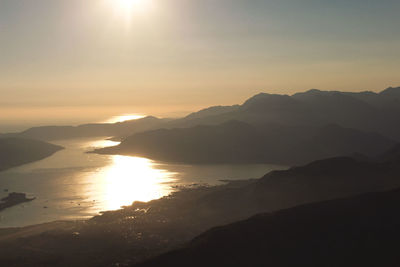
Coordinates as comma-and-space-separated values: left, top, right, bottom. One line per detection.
99, 155, 176, 210
83, 139, 176, 211
86, 139, 121, 149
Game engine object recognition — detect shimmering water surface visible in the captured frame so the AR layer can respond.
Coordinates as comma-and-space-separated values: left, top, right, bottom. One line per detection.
0, 138, 286, 227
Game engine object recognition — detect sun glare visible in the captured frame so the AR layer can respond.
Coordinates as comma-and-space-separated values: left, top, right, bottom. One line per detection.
117, 0, 143, 9
82, 139, 176, 211
109, 0, 154, 18
97, 156, 176, 210
106, 114, 146, 123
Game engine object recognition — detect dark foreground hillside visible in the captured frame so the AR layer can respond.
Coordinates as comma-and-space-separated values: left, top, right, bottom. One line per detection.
136, 188, 400, 267
0, 138, 63, 171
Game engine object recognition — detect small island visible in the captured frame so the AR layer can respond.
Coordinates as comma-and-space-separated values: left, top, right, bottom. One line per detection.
0, 192, 36, 212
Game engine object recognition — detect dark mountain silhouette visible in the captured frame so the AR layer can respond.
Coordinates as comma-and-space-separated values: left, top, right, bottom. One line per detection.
5, 87, 400, 142
160, 87, 400, 140
135, 188, 400, 267
349, 86, 400, 111
168, 150, 400, 225
90, 87, 400, 164
182, 105, 240, 121
291, 89, 400, 138
94, 121, 396, 165
0, 138, 63, 171
2, 116, 169, 141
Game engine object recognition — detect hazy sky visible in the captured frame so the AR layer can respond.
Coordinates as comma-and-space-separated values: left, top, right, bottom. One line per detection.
1, 0, 400, 128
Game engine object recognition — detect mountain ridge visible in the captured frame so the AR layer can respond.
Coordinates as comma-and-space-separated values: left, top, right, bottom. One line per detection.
5, 87, 400, 142
93, 121, 396, 165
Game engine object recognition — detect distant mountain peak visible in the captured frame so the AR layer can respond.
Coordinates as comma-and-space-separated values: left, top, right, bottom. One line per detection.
293, 89, 349, 98
380, 86, 400, 95
242, 93, 296, 111
300, 89, 323, 95
183, 105, 240, 121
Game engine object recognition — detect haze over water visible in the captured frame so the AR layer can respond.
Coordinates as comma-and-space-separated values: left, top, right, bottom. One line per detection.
0, 118, 286, 227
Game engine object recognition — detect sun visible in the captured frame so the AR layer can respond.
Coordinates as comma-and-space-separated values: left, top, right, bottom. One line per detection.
102, 0, 155, 24
112, 0, 153, 16
117, 0, 144, 10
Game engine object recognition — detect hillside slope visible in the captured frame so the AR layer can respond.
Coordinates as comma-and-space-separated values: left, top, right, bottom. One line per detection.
0, 138, 63, 171
136, 188, 400, 267
94, 122, 395, 165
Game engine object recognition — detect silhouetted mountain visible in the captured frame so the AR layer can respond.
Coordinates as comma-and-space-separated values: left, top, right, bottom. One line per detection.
6, 87, 400, 142
178, 152, 400, 224
182, 105, 240, 120
5, 116, 169, 141
92, 87, 400, 163
0, 138, 63, 171
292, 89, 377, 121
136, 188, 400, 267
310, 87, 400, 112
94, 121, 395, 165
174, 87, 400, 140
364, 86, 400, 110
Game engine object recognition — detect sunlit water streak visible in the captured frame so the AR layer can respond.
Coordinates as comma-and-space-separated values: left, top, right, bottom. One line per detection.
0, 138, 286, 228
86, 155, 176, 211
0, 138, 177, 227
105, 114, 145, 123
80, 139, 177, 211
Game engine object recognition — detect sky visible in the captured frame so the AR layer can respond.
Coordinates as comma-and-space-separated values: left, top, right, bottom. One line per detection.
1, 0, 400, 129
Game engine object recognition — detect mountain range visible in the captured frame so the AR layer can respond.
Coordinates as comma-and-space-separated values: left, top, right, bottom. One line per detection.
2, 87, 399, 165
92, 86, 400, 164
172, 86, 400, 139
3, 87, 400, 141
1, 86, 399, 265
